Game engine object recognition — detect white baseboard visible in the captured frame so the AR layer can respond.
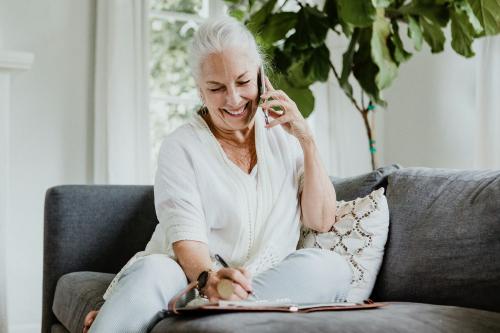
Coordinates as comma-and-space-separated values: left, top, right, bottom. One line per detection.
8, 323, 40, 333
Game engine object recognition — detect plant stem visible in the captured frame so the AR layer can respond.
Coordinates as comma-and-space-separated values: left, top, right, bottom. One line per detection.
328, 60, 364, 113
328, 59, 377, 170
362, 110, 377, 170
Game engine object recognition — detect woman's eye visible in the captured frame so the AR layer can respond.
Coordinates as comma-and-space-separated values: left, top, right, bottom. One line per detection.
209, 87, 222, 92
238, 80, 251, 85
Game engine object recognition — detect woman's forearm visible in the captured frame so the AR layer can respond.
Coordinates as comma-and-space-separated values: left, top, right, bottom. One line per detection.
299, 136, 337, 233
172, 240, 213, 282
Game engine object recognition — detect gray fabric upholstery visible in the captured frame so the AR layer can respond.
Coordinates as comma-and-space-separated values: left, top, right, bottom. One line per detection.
51, 323, 70, 333
50, 270, 500, 333
53, 272, 114, 333
152, 302, 500, 333
44, 165, 500, 332
43, 185, 158, 333
372, 168, 500, 312
331, 164, 402, 201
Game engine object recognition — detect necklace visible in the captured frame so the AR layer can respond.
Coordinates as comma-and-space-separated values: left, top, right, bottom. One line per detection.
202, 112, 257, 173
218, 138, 257, 174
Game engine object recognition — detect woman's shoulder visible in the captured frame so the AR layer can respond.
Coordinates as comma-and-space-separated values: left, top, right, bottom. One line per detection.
159, 116, 204, 153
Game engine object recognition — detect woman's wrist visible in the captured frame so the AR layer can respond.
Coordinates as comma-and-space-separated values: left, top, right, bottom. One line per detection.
196, 269, 214, 297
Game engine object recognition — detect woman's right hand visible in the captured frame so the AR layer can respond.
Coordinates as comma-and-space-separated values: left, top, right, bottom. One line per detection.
203, 267, 253, 302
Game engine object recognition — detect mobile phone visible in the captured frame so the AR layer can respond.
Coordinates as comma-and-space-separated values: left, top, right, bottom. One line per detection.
257, 65, 269, 125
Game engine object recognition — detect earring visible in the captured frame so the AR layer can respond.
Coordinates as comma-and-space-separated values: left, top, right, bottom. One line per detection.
199, 104, 208, 115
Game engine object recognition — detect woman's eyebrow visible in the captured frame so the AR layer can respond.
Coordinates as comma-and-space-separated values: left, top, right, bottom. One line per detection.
206, 71, 249, 85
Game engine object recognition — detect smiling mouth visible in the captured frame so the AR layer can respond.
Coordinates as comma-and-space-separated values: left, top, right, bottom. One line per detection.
222, 102, 250, 117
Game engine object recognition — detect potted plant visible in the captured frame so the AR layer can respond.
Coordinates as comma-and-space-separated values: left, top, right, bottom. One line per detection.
225, 0, 500, 169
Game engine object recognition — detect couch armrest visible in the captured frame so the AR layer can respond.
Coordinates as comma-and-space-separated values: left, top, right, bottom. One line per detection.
42, 185, 157, 333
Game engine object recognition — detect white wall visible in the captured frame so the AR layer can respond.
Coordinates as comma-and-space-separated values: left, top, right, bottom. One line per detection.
314, 32, 482, 176
1, 0, 95, 332
382, 40, 478, 169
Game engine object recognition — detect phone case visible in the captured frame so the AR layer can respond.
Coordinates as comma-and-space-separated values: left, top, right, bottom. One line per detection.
258, 65, 269, 125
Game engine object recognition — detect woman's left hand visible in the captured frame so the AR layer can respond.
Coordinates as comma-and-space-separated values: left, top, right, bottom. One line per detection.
261, 77, 313, 143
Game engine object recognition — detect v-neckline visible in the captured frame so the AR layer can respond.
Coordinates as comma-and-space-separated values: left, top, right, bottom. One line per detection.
197, 113, 259, 178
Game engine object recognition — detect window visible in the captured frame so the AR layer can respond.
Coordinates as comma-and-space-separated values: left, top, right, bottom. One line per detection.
148, 0, 225, 178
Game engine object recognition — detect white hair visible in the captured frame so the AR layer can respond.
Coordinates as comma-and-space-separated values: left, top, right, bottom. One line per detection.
188, 15, 266, 83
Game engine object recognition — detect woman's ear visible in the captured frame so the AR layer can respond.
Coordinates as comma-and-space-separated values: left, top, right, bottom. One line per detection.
198, 88, 205, 104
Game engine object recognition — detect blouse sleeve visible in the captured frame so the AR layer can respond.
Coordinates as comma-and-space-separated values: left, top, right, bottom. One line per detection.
289, 135, 305, 195
154, 138, 209, 250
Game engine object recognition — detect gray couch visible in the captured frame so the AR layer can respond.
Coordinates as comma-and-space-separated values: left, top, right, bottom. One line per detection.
42, 165, 500, 333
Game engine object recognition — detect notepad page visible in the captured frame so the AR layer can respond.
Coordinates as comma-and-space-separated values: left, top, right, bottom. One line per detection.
218, 299, 357, 308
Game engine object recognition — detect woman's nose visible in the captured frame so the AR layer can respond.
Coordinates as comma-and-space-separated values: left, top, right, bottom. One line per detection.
226, 86, 243, 107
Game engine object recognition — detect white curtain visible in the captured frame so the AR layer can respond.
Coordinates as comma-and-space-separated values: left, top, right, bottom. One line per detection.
94, 0, 151, 184
475, 37, 500, 169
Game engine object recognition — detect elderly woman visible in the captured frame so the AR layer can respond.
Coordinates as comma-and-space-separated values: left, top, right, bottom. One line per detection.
86, 16, 352, 333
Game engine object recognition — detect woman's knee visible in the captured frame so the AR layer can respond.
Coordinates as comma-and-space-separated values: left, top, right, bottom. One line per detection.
127, 255, 187, 288
291, 248, 352, 285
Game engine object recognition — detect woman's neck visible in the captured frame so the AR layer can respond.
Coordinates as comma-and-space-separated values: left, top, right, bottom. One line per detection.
204, 113, 255, 147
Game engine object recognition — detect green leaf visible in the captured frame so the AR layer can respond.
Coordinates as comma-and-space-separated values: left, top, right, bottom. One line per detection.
340, 28, 361, 97
400, 0, 450, 27
288, 5, 329, 49
353, 28, 386, 106
273, 47, 292, 73
260, 12, 297, 45
457, 0, 484, 34
287, 52, 316, 88
371, 9, 398, 90
323, 0, 341, 30
270, 73, 315, 118
286, 45, 330, 88
407, 16, 423, 51
229, 9, 246, 21
337, 0, 376, 27
304, 45, 331, 83
248, 0, 278, 34
420, 16, 445, 53
468, 0, 500, 35
450, 1, 478, 57
389, 22, 412, 64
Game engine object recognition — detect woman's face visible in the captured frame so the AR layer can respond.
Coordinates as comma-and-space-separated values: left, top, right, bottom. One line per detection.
198, 48, 259, 132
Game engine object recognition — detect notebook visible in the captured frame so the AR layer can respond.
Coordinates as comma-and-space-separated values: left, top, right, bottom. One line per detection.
166, 282, 386, 315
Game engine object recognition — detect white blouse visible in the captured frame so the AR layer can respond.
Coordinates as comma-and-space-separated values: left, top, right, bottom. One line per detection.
103, 109, 304, 300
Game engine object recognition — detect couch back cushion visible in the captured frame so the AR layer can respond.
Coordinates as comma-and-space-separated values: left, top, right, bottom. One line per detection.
372, 168, 500, 312
331, 164, 401, 201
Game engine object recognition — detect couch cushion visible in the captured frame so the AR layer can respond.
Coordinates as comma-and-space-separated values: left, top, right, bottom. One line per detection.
372, 168, 500, 312
331, 164, 401, 201
53, 272, 114, 333
152, 302, 500, 333
51, 323, 70, 333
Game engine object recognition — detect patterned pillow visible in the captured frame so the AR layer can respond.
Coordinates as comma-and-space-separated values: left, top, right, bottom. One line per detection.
297, 188, 389, 303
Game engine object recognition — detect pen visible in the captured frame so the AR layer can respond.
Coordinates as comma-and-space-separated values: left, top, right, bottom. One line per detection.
215, 254, 229, 268
214, 254, 256, 298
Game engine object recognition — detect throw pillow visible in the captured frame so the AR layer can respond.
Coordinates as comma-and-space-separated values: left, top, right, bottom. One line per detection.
297, 187, 389, 303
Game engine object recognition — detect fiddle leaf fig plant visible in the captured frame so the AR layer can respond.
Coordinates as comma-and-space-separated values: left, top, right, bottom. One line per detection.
224, 0, 500, 169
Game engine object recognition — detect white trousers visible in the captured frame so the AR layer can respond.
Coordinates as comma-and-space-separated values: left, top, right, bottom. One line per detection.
89, 248, 352, 333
